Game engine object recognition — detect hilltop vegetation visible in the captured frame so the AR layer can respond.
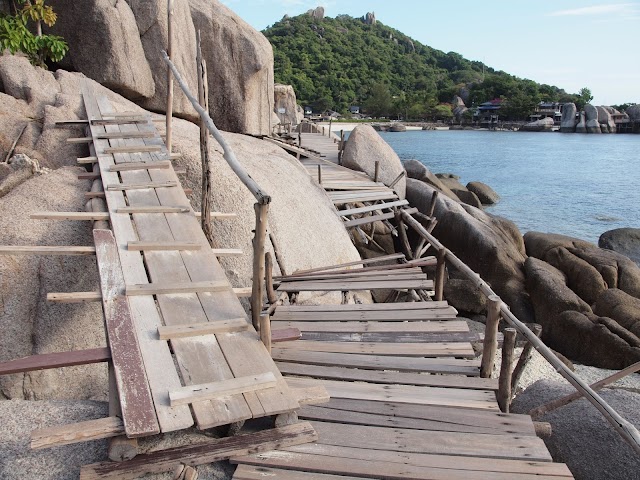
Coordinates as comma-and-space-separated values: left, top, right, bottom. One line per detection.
264, 14, 582, 119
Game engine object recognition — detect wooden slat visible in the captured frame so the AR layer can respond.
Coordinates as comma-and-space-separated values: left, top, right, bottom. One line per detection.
125, 280, 228, 296
211, 248, 244, 257
276, 301, 453, 313
271, 320, 468, 333
116, 206, 190, 214
194, 211, 238, 219
277, 279, 434, 292
47, 291, 102, 303
30, 212, 110, 221
271, 309, 458, 322
0, 347, 110, 376
77, 156, 99, 164
78, 172, 101, 180
300, 331, 482, 344
272, 350, 480, 376
277, 267, 425, 282
273, 340, 473, 358
108, 160, 171, 172
272, 328, 303, 343
332, 192, 399, 205
169, 372, 278, 407
291, 253, 405, 275
277, 362, 497, 391
233, 465, 362, 480
0, 246, 95, 255
285, 378, 497, 411
157, 318, 249, 340
79, 422, 318, 480
97, 131, 155, 140
344, 208, 418, 228
55, 119, 89, 126
67, 136, 93, 144
106, 181, 177, 191
276, 260, 436, 281
338, 199, 409, 216
234, 287, 252, 297
126, 241, 201, 251
31, 417, 124, 450
102, 145, 162, 154
94, 229, 159, 437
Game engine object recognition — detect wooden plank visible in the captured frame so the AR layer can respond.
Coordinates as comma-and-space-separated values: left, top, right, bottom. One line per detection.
272, 350, 481, 376
233, 465, 362, 480
338, 200, 410, 216
332, 193, 399, 205
285, 378, 498, 411
102, 145, 162, 154
78, 172, 101, 180
194, 211, 238, 219
272, 328, 302, 343
211, 248, 244, 257
344, 208, 417, 228
277, 267, 425, 282
277, 362, 497, 391
84, 81, 193, 433
126, 241, 201, 251
273, 340, 474, 358
47, 291, 102, 303
67, 136, 93, 144
77, 156, 99, 164
276, 260, 437, 281
100, 111, 150, 118
271, 320, 468, 333
0, 246, 95, 255
125, 280, 228, 296
31, 417, 125, 450
291, 386, 330, 406
55, 119, 89, 126
301, 331, 482, 344
271, 310, 459, 322
157, 318, 249, 340
169, 372, 278, 407
79, 422, 318, 480
116, 206, 190, 214
0, 347, 110, 376
30, 212, 110, 221
277, 279, 434, 292
234, 287, 252, 297
307, 398, 537, 435
106, 181, 177, 191
97, 131, 156, 140
94, 229, 159, 437
290, 253, 405, 275
108, 160, 171, 172
276, 301, 453, 312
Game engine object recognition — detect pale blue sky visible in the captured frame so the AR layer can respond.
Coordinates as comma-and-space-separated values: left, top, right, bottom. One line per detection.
219, 0, 640, 106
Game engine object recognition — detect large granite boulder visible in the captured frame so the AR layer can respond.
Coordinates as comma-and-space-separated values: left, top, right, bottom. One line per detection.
0, 154, 40, 198
403, 160, 460, 202
584, 104, 601, 134
575, 111, 587, 133
597, 106, 617, 133
599, 228, 640, 266
190, 0, 275, 135
594, 289, 640, 338
363, 12, 376, 25
46, 0, 155, 100
274, 84, 303, 127
307, 7, 325, 19
452, 96, 468, 122
451, 188, 482, 208
467, 181, 499, 205
560, 103, 577, 133
520, 117, 555, 132
407, 178, 533, 322
343, 125, 406, 199
626, 104, 640, 121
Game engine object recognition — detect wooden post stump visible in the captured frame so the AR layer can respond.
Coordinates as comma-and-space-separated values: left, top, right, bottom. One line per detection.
498, 328, 517, 413
251, 203, 269, 330
480, 295, 502, 378
435, 248, 446, 302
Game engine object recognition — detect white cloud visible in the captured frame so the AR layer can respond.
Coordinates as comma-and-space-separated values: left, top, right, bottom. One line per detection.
548, 3, 636, 16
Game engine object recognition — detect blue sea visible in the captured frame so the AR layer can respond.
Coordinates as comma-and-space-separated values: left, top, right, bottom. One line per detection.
377, 130, 640, 244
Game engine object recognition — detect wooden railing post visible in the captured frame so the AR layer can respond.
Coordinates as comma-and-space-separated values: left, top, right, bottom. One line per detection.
260, 314, 272, 354
511, 324, 542, 394
394, 211, 413, 261
374, 161, 380, 183
339, 130, 345, 165
196, 31, 213, 245
480, 295, 502, 378
435, 248, 446, 301
251, 203, 269, 330
265, 252, 277, 305
165, 0, 174, 153
317, 165, 322, 185
498, 328, 517, 413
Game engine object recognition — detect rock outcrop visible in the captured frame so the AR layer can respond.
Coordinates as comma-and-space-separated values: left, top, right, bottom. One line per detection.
626, 104, 640, 121
363, 12, 376, 25
560, 103, 578, 133
274, 84, 303, 126
594, 289, 640, 338
466, 181, 499, 205
452, 96, 468, 123
599, 228, 640, 266
596, 106, 617, 133
520, 117, 554, 132
584, 104, 602, 134
575, 111, 587, 134
307, 7, 325, 19
407, 178, 533, 322
0, 154, 40, 198
343, 125, 406, 199
403, 160, 460, 202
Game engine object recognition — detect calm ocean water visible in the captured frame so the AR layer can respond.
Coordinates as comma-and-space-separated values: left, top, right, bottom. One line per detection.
377, 130, 640, 244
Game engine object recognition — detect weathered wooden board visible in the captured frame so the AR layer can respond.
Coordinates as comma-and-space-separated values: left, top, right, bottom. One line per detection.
275, 301, 454, 313
273, 340, 475, 358
125, 280, 228, 296
338, 199, 410, 217
0, 347, 110, 376
30, 212, 111, 221
343, 208, 418, 228
299, 331, 482, 344
277, 279, 434, 292
270, 320, 469, 333
157, 318, 248, 340
94, 229, 159, 437
47, 291, 102, 303
126, 241, 201, 251
0, 246, 95, 255
271, 310, 459, 322
276, 267, 425, 282
168, 373, 278, 407
290, 253, 405, 275
31, 417, 124, 450
233, 465, 363, 480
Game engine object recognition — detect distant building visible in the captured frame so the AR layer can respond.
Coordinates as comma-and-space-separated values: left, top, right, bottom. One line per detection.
475, 99, 502, 127
529, 102, 563, 125
304, 106, 313, 117
349, 106, 361, 114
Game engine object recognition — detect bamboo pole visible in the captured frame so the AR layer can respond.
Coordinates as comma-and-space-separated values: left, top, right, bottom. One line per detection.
511, 324, 542, 394
480, 295, 502, 378
165, 0, 174, 153
162, 52, 270, 205
498, 328, 517, 413
399, 209, 640, 454
251, 203, 269, 329
265, 252, 277, 304
196, 31, 213, 245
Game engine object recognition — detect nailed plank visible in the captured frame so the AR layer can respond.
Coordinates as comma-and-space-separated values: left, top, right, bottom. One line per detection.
275, 260, 437, 281
233, 465, 363, 480
157, 318, 249, 340
271, 310, 459, 322
344, 208, 418, 228
276, 267, 425, 282
125, 280, 228, 296
272, 350, 480, 376
126, 241, 201, 251
31, 212, 110, 221
276, 301, 454, 313
301, 331, 482, 344
97, 131, 155, 140
106, 181, 177, 191
277, 362, 497, 390
274, 340, 475, 358
193, 211, 237, 219
0, 246, 95, 255
291, 386, 330, 406
94, 229, 159, 437
78, 172, 101, 180
285, 378, 498, 411
332, 192, 399, 205
47, 291, 102, 303
102, 145, 162, 154
77, 156, 99, 164
169, 372, 278, 407
0, 347, 110, 376
272, 328, 303, 343
31, 417, 124, 450
116, 206, 190, 214
277, 279, 434, 292
108, 160, 171, 172
290, 253, 405, 275
271, 320, 468, 333
338, 199, 410, 216
55, 119, 89, 126
80, 422, 318, 480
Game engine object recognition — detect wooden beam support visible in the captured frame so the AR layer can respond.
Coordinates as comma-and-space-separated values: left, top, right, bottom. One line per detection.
116, 206, 190, 214
102, 145, 162, 155
157, 318, 249, 340
168, 372, 277, 407
78, 172, 101, 180
77, 156, 99, 164
0, 347, 111, 376
0, 246, 95, 256
96, 131, 155, 140
31, 417, 125, 450
211, 248, 243, 257
31, 212, 110, 221
233, 287, 252, 298
67, 137, 93, 144
194, 212, 237, 219
435, 248, 447, 302
251, 202, 269, 330
260, 315, 272, 354
126, 241, 201, 251
47, 291, 102, 303
125, 280, 228, 297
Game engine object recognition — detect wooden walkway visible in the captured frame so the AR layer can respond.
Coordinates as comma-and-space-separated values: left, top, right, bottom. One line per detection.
229, 138, 574, 479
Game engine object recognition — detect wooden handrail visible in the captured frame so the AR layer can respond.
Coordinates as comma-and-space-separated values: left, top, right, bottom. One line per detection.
400, 209, 640, 455
161, 51, 271, 205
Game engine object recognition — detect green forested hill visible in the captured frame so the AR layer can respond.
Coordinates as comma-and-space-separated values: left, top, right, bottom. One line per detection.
263, 14, 581, 119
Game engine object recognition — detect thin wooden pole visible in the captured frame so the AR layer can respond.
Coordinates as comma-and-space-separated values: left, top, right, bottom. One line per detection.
400, 209, 640, 454
196, 31, 213, 245
389, 171, 406, 189
165, 0, 174, 153
265, 252, 277, 304
251, 203, 269, 329
328, 118, 333, 137
260, 314, 272, 354
511, 324, 542, 393
480, 295, 502, 378
394, 211, 413, 261
339, 130, 345, 165
317, 165, 322, 184
162, 52, 270, 204
374, 161, 380, 183
269, 233, 287, 276
498, 328, 517, 413
434, 248, 446, 302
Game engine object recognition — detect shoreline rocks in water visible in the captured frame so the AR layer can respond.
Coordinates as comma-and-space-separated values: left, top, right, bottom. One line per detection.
599, 228, 640, 266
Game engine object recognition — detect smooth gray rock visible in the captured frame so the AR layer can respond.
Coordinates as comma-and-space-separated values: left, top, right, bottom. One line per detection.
626, 104, 640, 121
512, 380, 640, 480
596, 106, 617, 133
0, 154, 40, 198
584, 104, 601, 134
599, 228, 640, 266
444, 277, 487, 314
403, 160, 460, 202
307, 6, 325, 19
466, 181, 499, 205
274, 84, 303, 127
520, 117, 555, 132
560, 103, 577, 133
451, 188, 482, 208
575, 111, 587, 133
343, 125, 406, 199
594, 288, 640, 338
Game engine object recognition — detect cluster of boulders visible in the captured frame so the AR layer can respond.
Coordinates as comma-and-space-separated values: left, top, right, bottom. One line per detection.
452, 96, 468, 123
561, 103, 625, 134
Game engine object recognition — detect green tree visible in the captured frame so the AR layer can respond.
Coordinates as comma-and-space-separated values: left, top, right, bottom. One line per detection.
365, 82, 393, 118
430, 104, 453, 121
499, 90, 538, 121
0, 0, 67, 67
575, 87, 594, 111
